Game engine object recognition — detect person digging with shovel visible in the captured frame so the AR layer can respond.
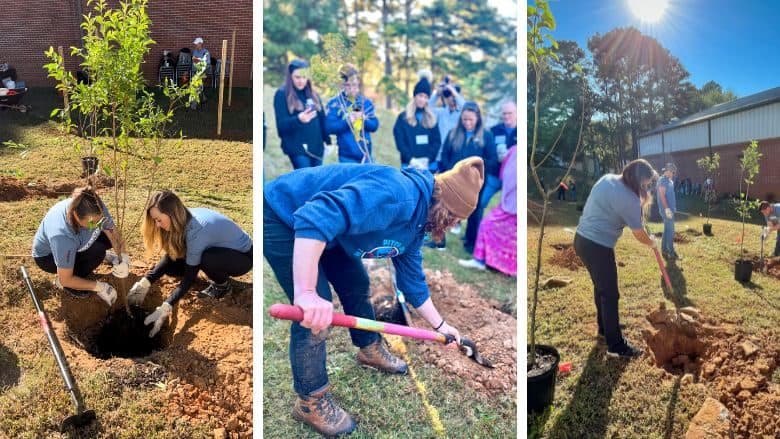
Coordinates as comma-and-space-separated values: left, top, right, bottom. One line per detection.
263, 157, 484, 437
759, 201, 780, 257
127, 190, 253, 337
32, 185, 127, 307
574, 159, 659, 359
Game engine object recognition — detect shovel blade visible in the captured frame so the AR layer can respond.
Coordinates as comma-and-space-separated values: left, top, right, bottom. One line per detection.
60, 410, 96, 432
460, 337, 495, 368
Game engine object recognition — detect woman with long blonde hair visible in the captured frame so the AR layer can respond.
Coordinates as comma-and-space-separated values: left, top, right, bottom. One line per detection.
128, 190, 252, 337
574, 159, 658, 359
263, 157, 484, 437
32, 185, 127, 306
392, 71, 440, 172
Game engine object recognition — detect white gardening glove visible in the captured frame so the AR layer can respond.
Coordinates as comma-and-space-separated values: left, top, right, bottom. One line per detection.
94, 281, 117, 307
664, 208, 674, 220
409, 157, 429, 171
111, 252, 130, 278
760, 226, 769, 241
128, 277, 151, 306
144, 302, 172, 337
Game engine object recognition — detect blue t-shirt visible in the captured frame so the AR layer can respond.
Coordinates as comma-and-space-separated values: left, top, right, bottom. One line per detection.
656, 175, 676, 214
263, 163, 434, 307
767, 204, 780, 239
576, 174, 644, 249
32, 198, 115, 269
184, 208, 253, 266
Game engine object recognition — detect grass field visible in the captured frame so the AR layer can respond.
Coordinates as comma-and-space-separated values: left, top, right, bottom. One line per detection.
262, 85, 517, 438
0, 87, 253, 438
528, 200, 780, 438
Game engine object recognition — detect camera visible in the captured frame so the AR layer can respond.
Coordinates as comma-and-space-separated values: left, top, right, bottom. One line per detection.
353, 102, 362, 112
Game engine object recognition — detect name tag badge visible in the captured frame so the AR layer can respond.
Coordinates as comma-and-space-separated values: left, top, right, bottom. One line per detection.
415, 135, 429, 145
495, 135, 506, 145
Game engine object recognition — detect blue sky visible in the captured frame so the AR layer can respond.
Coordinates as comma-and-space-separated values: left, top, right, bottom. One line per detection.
548, 0, 780, 97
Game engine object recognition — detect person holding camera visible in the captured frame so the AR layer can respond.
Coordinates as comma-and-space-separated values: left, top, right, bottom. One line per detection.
430, 74, 466, 168
393, 71, 441, 172
273, 59, 329, 170
325, 64, 379, 164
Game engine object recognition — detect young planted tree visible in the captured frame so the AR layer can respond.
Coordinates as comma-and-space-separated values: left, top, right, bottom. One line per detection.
696, 152, 720, 233
734, 140, 761, 281
44, 0, 203, 303
528, 0, 588, 372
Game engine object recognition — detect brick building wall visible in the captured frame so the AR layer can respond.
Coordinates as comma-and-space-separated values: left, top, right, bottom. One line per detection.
1, 0, 252, 87
644, 137, 780, 202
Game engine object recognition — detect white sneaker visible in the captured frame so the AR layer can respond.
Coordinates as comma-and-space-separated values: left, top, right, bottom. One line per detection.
458, 258, 486, 270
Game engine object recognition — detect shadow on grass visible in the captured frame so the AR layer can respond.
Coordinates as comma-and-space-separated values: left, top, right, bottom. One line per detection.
544, 344, 629, 439
662, 259, 693, 309
0, 344, 21, 392
663, 375, 682, 439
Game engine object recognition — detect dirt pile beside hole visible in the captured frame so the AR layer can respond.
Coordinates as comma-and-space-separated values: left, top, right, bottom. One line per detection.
548, 243, 583, 271
369, 267, 516, 396
652, 231, 691, 243
0, 176, 115, 202
642, 303, 714, 374
685, 397, 732, 438
699, 333, 780, 437
749, 255, 780, 279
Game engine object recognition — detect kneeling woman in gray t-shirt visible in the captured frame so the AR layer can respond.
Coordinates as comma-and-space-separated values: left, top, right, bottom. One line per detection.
574, 159, 659, 358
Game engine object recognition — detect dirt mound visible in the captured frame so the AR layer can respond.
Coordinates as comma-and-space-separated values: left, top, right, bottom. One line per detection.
369, 267, 516, 397
548, 243, 583, 271
652, 231, 691, 243
47, 265, 253, 436
749, 256, 780, 279
643, 303, 780, 437
0, 176, 115, 202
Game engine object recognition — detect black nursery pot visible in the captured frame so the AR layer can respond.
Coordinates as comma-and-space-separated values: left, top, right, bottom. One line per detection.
81, 156, 99, 176
703, 223, 712, 235
527, 344, 560, 415
735, 259, 753, 283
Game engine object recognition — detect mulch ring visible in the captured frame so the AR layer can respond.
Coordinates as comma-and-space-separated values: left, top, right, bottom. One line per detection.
548, 243, 583, 271
49, 263, 253, 437
368, 266, 516, 397
0, 175, 115, 202
642, 303, 780, 437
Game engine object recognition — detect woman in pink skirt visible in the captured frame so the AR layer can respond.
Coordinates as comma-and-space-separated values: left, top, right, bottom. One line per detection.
458, 145, 517, 276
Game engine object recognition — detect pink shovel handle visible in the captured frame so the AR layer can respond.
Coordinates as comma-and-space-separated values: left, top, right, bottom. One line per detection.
268, 303, 449, 344
652, 248, 673, 290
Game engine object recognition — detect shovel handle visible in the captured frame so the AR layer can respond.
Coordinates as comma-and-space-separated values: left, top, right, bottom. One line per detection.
268, 303, 450, 344
652, 248, 673, 291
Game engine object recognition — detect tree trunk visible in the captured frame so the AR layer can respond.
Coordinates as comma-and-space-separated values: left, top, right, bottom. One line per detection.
382, 0, 392, 109
403, 0, 411, 97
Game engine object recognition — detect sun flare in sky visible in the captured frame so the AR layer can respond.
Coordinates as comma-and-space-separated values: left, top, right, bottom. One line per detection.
626, 0, 669, 23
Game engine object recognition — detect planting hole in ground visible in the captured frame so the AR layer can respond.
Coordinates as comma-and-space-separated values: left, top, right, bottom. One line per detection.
652, 231, 690, 244
372, 294, 407, 325
642, 303, 711, 375
548, 243, 583, 271
0, 176, 115, 202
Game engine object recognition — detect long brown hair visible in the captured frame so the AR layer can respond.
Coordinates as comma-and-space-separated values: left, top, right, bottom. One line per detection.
425, 182, 460, 243
141, 190, 192, 260
67, 186, 104, 233
284, 60, 322, 114
620, 159, 657, 217
447, 101, 485, 151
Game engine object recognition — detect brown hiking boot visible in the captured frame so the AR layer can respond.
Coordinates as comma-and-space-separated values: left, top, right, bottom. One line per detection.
357, 339, 408, 374
292, 386, 357, 437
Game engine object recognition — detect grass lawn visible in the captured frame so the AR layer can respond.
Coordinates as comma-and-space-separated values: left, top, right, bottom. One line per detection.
262, 85, 517, 437
0, 87, 253, 438
528, 200, 780, 438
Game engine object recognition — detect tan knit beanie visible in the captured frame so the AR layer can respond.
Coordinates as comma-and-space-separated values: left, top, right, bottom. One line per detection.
434, 157, 485, 218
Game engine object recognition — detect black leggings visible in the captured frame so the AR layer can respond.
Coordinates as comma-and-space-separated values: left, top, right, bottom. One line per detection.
574, 233, 624, 350
34, 232, 112, 277
147, 246, 253, 304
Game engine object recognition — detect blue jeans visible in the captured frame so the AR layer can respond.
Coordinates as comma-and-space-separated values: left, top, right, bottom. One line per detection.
478, 174, 502, 210
662, 217, 676, 256
263, 202, 379, 396
289, 154, 322, 170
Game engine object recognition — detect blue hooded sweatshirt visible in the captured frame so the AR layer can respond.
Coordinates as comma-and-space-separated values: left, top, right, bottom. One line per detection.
263, 163, 434, 307
325, 92, 379, 162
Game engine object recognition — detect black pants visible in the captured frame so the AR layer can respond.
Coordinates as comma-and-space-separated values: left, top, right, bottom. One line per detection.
463, 186, 486, 254
574, 233, 624, 350
34, 232, 112, 277
147, 247, 253, 284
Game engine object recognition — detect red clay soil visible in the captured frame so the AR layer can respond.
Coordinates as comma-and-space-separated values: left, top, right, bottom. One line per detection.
0, 176, 114, 202
368, 267, 516, 397
642, 303, 780, 437
548, 243, 583, 271
652, 231, 691, 244
49, 263, 252, 437
750, 256, 780, 279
